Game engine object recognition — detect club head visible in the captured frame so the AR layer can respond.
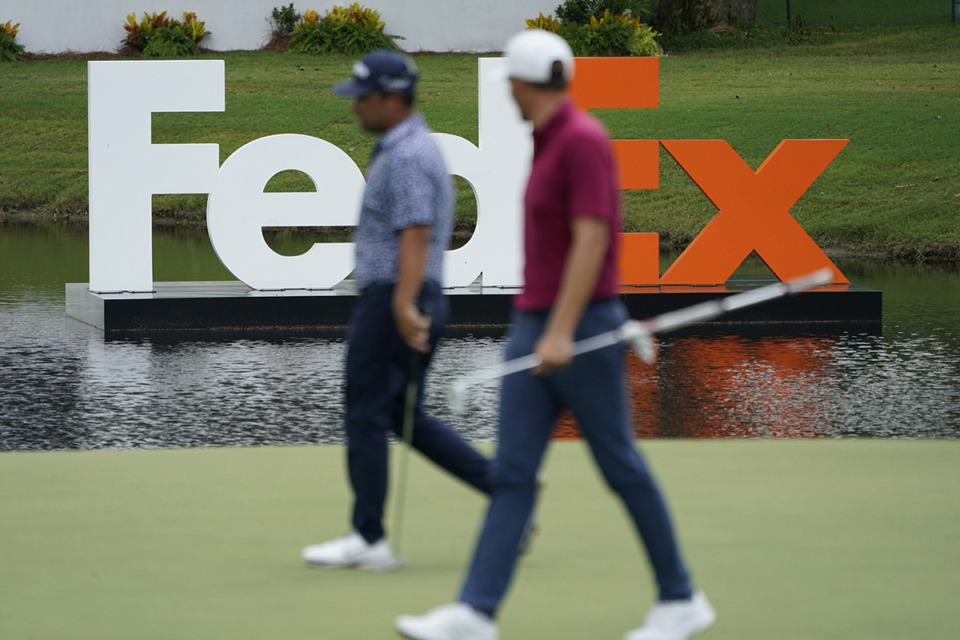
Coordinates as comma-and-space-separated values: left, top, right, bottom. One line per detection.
447, 380, 469, 416
621, 320, 657, 365
792, 266, 834, 290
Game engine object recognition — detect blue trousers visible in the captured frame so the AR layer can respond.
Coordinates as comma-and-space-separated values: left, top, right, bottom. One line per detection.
459, 299, 693, 616
344, 282, 491, 544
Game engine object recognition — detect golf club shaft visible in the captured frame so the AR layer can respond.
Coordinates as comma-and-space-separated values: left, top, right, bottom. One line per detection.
643, 267, 833, 334
454, 324, 630, 389
453, 267, 833, 390
392, 348, 421, 559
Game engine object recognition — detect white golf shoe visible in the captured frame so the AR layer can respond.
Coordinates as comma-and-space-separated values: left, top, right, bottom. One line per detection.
396, 603, 498, 640
301, 532, 401, 571
624, 590, 716, 640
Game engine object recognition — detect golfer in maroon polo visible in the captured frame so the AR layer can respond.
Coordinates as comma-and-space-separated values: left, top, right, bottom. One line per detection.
396, 29, 716, 640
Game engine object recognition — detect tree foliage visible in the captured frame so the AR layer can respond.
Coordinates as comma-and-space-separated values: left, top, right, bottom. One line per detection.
652, 0, 756, 33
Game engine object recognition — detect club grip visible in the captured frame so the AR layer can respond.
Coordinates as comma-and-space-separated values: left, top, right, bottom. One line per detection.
408, 306, 430, 378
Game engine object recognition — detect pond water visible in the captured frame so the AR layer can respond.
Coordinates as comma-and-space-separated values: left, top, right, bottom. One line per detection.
1, 224, 958, 450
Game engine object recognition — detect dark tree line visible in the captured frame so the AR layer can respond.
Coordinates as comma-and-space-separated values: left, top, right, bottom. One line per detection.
652, 0, 756, 32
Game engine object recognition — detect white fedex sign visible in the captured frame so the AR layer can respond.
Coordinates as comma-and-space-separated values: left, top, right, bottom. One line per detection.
87, 59, 530, 293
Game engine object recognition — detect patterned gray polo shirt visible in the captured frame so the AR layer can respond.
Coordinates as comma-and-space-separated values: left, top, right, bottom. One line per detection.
352, 114, 453, 289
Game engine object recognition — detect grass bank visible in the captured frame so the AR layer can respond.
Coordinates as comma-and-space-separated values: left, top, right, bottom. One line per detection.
2, 440, 959, 639
0, 24, 958, 262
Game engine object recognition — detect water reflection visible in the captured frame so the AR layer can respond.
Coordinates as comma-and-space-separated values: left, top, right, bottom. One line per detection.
1, 224, 959, 449
4, 319, 958, 449
553, 330, 960, 440
74, 337, 348, 449
641, 331, 957, 438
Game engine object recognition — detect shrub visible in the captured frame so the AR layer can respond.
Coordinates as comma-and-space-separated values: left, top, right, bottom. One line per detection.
526, 7, 663, 57
122, 11, 171, 51
122, 11, 209, 56
142, 26, 201, 57
783, 14, 812, 45
289, 3, 402, 55
1, 20, 26, 63
555, 0, 657, 24
270, 3, 301, 38
526, 12, 563, 33
651, 0, 755, 36
179, 12, 209, 43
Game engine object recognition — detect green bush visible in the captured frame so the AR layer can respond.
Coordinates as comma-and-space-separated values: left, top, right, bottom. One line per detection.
1, 20, 25, 63
526, 8, 663, 56
652, 0, 756, 35
142, 26, 201, 58
289, 3, 402, 55
121, 11, 209, 55
555, 0, 657, 24
270, 3, 301, 38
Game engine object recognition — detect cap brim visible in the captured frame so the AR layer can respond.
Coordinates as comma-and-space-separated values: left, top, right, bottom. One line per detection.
332, 80, 371, 97
487, 64, 511, 83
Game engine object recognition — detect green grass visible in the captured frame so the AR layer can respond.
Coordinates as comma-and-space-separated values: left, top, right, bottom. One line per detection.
1, 24, 959, 261
612, 31, 960, 259
2, 440, 959, 639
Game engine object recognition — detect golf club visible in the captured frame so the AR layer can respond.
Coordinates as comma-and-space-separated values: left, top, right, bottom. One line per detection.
388, 332, 426, 570
447, 267, 834, 414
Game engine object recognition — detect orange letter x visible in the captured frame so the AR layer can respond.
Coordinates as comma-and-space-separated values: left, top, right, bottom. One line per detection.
659, 139, 849, 285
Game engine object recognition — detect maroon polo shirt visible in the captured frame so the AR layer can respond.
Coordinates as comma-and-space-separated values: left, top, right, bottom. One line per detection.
515, 99, 621, 312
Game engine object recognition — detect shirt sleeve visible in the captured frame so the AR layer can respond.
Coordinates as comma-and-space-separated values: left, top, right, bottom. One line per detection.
389, 155, 437, 232
564, 133, 619, 225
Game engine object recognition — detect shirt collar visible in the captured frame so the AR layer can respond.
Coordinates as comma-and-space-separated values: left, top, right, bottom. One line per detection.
532, 99, 576, 146
378, 113, 425, 152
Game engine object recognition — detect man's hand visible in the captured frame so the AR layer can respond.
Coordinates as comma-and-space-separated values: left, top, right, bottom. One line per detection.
532, 330, 573, 376
395, 303, 431, 353
533, 217, 609, 376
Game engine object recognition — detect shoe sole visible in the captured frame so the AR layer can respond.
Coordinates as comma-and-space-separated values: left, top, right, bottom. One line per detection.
304, 557, 405, 572
623, 595, 715, 640
394, 618, 431, 640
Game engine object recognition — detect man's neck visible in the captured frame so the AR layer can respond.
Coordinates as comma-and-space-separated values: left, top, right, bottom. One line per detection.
530, 93, 568, 130
383, 107, 415, 133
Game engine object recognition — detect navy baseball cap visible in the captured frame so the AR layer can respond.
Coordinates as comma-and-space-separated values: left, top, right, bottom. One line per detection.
333, 50, 418, 97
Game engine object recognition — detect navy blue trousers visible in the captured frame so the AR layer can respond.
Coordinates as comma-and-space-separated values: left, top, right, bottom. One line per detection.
344, 282, 491, 544
459, 299, 693, 616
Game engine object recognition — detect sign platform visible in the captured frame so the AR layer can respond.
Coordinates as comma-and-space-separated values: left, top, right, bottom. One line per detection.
66, 276, 882, 341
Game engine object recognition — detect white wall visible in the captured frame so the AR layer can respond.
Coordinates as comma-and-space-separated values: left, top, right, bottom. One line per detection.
5, 0, 556, 54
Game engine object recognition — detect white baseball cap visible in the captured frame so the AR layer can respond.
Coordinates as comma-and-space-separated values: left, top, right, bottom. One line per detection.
501, 29, 574, 84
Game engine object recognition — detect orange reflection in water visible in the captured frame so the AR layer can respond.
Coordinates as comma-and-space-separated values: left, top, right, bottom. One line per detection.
553, 334, 839, 439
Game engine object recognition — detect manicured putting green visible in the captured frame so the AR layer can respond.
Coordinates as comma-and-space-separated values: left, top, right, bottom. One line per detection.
2, 440, 958, 639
